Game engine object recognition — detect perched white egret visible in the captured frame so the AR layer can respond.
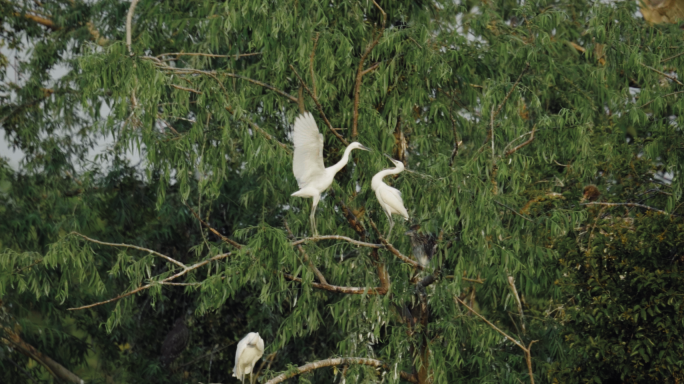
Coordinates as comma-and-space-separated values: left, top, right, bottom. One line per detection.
233, 332, 265, 384
371, 155, 409, 240
291, 112, 370, 235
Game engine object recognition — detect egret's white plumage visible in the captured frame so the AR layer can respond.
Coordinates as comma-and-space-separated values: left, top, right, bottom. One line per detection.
233, 332, 265, 384
291, 112, 370, 235
371, 156, 409, 239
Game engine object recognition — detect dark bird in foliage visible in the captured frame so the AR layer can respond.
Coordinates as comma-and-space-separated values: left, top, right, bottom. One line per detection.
581, 185, 601, 202
160, 317, 190, 366
405, 225, 436, 267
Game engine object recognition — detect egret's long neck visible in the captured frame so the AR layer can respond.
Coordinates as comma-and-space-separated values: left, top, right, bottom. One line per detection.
371, 166, 404, 190
328, 144, 357, 174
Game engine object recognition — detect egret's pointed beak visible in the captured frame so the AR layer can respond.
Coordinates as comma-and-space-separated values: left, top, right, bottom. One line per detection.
383, 153, 396, 161
360, 145, 372, 152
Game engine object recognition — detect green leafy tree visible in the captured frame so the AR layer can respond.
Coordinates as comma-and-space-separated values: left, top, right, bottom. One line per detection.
2, 0, 684, 383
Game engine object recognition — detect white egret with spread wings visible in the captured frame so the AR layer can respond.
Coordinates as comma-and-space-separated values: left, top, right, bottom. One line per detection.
233, 332, 265, 384
371, 155, 409, 240
291, 112, 370, 235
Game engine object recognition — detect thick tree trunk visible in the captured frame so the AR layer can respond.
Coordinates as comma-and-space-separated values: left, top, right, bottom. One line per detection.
2, 327, 84, 384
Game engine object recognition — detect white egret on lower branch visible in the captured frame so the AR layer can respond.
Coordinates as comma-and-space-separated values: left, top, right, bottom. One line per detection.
291, 112, 370, 236
371, 155, 409, 240
233, 332, 265, 384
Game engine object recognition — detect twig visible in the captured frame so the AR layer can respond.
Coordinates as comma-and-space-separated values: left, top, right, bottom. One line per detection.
502, 129, 535, 156
170, 84, 203, 94
352, 0, 386, 139
445, 275, 486, 284
5, 358, 39, 384
185, 204, 244, 250
494, 201, 533, 222
581, 202, 670, 215
71, 232, 187, 269
640, 63, 684, 86
493, 63, 530, 120
264, 357, 417, 384
157, 52, 262, 59
640, 90, 684, 108
310, 33, 320, 99
282, 273, 386, 295
290, 65, 349, 146
369, 220, 424, 270
125, 0, 139, 56
504, 127, 536, 157
454, 296, 537, 384
291, 236, 383, 248
285, 220, 329, 285
661, 51, 684, 63
507, 275, 526, 334
68, 252, 232, 311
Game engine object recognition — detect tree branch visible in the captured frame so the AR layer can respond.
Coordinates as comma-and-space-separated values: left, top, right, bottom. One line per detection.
185, 204, 244, 250
310, 33, 320, 99
285, 220, 328, 285
126, 0, 140, 56
291, 236, 383, 248
369, 220, 424, 270
2, 327, 84, 383
68, 252, 232, 311
157, 52, 262, 60
507, 275, 526, 334
71, 232, 187, 269
503, 128, 536, 157
264, 357, 417, 384
13, 12, 58, 30
581, 202, 670, 215
290, 64, 349, 146
352, 0, 386, 139
224, 106, 291, 152
282, 273, 386, 295
454, 296, 537, 384
640, 63, 684, 86
640, 90, 684, 108
493, 201, 533, 222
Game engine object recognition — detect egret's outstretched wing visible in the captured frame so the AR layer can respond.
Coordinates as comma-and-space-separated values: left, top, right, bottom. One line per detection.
292, 112, 326, 188
378, 185, 409, 220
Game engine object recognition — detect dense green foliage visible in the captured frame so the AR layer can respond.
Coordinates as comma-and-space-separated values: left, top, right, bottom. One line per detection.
2, 0, 684, 383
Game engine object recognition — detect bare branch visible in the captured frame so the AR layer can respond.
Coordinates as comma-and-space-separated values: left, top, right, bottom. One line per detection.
661, 51, 684, 63
352, 0, 387, 139
581, 202, 670, 215
291, 236, 383, 249
13, 12, 58, 30
504, 127, 536, 157
71, 232, 187, 269
282, 273, 386, 295
68, 252, 232, 311
185, 204, 244, 250
493, 201, 533, 222
310, 33, 320, 99
507, 275, 526, 334
285, 220, 328, 285
640, 90, 684, 108
640, 63, 684, 86
369, 220, 424, 270
445, 275, 485, 284
290, 64, 350, 146
157, 52, 262, 60
2, 327, 84, 383
170, 84, 203, 94
126, 0, 140, 56
454, 296, 537, 384
264, 357, 417, 384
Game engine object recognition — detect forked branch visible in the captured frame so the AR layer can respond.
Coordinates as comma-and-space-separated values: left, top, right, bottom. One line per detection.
285, 220, 329, 285
352, 0, 387, 139
264, 357, 417, 384
369, 220, 423, 270
455, 295, 537, 384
